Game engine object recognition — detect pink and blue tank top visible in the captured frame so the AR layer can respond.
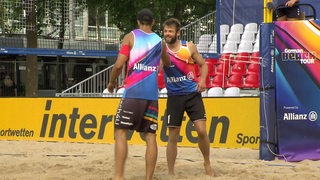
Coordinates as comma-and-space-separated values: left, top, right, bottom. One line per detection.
163, 40, 199, 96
122, 29, 162, 100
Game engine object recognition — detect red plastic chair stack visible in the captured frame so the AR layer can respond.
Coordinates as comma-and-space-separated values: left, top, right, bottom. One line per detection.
227, 74, 244, 88
206, 60, 217, 77
244, 74, 259, 88
216, 59, 230, 77
233, 52, 251, 64
230, 62, 247, 76
246, 63, 260, 75
211, 74, 227, 88
250, 51, 260, 64
219, 53, 233, 62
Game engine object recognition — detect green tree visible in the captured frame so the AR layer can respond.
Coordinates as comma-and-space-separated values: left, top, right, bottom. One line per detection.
0, 0, 25, 34
106, 0, 216, 35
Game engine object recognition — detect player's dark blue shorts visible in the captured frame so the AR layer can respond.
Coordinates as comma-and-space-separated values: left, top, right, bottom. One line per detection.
165, 92, 206, 127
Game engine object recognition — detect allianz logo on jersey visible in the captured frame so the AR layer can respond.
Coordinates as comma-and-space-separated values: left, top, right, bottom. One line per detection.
283, 111, 318, 121
133, 63, 157, 71
166, 72, 195, 83
166, 75, 187, 83
281, 48, 316, 64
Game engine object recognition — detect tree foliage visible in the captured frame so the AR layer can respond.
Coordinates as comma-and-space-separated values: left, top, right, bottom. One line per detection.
106, 0, 216, 35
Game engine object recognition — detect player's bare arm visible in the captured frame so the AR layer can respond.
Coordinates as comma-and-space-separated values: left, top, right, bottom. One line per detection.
161, 40, 171, 66
188, 41, 208, 92
107, 33, 132, 93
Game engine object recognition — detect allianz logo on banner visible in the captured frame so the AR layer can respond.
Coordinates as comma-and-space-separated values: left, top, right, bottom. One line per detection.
283, 111, 318, 121
281, 48, 316, 64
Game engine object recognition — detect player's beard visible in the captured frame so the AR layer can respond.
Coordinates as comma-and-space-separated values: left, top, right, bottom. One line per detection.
164, 34, 178, 44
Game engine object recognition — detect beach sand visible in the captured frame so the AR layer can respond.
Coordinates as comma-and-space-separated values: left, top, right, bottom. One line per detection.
1, 140, 320, 179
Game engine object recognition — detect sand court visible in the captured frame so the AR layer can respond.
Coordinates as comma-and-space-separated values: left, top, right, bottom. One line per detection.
1, 140, 320, 179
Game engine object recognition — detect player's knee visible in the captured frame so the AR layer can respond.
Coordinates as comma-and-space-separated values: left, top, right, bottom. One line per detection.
197, 130, 208, 138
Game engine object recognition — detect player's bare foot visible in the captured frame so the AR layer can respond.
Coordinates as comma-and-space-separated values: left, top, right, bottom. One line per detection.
204, 162, 213, 176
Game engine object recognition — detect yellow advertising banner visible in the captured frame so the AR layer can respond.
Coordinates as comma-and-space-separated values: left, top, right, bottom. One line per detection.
0, 97, 259, 149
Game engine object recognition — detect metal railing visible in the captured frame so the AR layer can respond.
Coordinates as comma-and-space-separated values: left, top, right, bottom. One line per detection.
180, 11, 219, 58
180, 11, 216, 44
56, 65, 125, 97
